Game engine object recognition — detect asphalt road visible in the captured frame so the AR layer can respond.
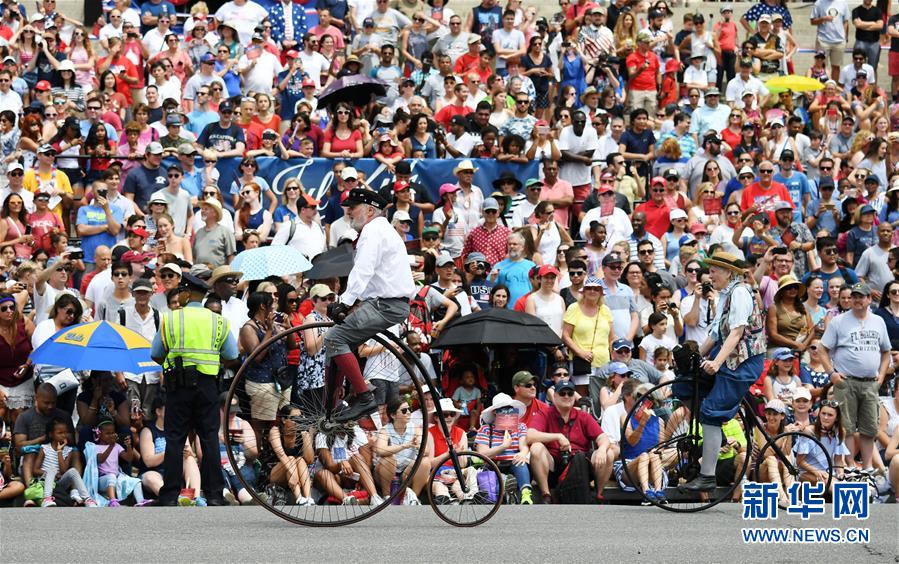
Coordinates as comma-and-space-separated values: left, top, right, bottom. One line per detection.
2, 504, 896, 563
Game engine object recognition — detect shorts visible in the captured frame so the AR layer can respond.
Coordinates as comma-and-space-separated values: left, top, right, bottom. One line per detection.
126, 379, 159, 417
324, 298, 410, 359
59, 167, 84, 187
890, 51, 899, 77
370, 379, 399, 406
612, 458, 669, 491
0, 380, 35, 410
628, 89, 658, 115
815, 40, 845, 68
832, 377, 879, 436
223, 464, 257, 492
245, 380, 291, 422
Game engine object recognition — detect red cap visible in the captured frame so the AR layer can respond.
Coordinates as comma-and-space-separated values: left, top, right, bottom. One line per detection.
393, 180, 411, 193
35, 80, 51, 91
597, 184, 614, 194
285, 49, 301, 59
600, 172, 615, 181
301, 193, 319, 207
537, 264, 560, 277
129, 227, 149, 239
301, 78, 316, 88
690, 223, 708, 235
651, 176, 667, 186
121, 250, 153, 263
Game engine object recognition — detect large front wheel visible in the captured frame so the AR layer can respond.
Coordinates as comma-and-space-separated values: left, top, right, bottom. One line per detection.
619, 379, 752, 512
223, 322, 430, 526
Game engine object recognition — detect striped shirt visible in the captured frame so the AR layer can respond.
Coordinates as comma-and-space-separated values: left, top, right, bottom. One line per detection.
475, 422, 528, 462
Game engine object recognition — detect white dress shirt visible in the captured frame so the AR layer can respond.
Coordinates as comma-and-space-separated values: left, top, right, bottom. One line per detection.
340, 216, 415, 305
271, 217, 326, 259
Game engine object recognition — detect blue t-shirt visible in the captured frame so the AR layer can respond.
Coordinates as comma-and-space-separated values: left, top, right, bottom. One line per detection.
774, 171, 810, 223
184, 109, 219, 137
273, 204, 297, 224
197, 122, 245, 153
494, 258, 536, 307
801, 267, 859, 305
77, 205, 125, 264
805, 200, 839, 236
140, 0, 176, 33
468, 278, 495, 310
845, 226, 876, 267
123, 165, 166, 212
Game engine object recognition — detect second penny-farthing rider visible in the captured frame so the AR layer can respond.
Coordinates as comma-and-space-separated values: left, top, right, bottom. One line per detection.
679, 251, 767, 493
324, 187, 415, 423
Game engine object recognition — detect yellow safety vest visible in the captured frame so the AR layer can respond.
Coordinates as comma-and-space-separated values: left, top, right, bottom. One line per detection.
161, 306, 230, 376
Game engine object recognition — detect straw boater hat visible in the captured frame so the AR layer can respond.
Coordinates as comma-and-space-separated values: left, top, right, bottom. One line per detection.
703, 251, 747, 274
775, 275, 806, 300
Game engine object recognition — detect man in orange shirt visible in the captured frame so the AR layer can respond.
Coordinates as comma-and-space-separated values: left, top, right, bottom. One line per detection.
453, 35, 483, 76
739, 159, 793, 223
626, 30, 661, 115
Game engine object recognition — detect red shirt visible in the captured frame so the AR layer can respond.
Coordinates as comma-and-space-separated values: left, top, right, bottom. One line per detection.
714, 20, 738, 52
98, 55, 139, 106
513, 291, 531, 312
434, 104, 470, 129
565, 1, 597, 21
634, 199, 671, 238
625, 50, 660, 91
519, 397, 548, 427
529, 404, 603, 460
739, 181, 792, 224
453, 52, 479, 76
237, 121, 266, 151
461, 223, 511, 267
429, 424, 466, 458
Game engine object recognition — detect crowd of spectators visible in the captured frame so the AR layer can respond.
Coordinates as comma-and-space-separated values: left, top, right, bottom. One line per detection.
0, 0, 898, 508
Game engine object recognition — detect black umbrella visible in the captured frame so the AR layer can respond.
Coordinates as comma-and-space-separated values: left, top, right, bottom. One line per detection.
431, 308, 562, 348
304, 244, 354, 280
317, 75, 389, 109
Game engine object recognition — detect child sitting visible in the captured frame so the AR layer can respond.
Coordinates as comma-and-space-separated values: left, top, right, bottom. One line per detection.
452, 369, 482, 433
94, 420, 147, 506
639, 312, 677, 362
32, 417, 96, 507
372, 134, 404, 172
474, 393, 533, 505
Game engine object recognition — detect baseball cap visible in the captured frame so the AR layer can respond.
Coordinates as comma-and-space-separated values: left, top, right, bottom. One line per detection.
340, 167, 358, 180
286, 50, 302, 59
612, 338, 633, 351
309, 283, 335, 299
146, 142, 164, 155
773, 201, 793, 211
363, 17, 374, 27
554, 380, 576, 393
6, 162, 23, 173
200, 52, 215, 64
131, 278, 154, 293
608, 362, 631, 376
262, 129, 278, 140
537, 264, 559, 277
859, 204, 876, 214
678, 234, 697, 247
37, 143, 56, 155
793, 387, 812, 401
651, 176, 667, 186
512, 370, 536, 387
165, 114, 182, 126
129, 227, 149, 239
465, 252, 487, 264
691, 223, 708, 235
219, 100, 234, 113
780, 149, 794, 160
663, 168, 680, 180
601, 252, 624, 266
160, 263, 182, 276
435, 252, 454, 267
758, 14, 772, 23
669, 208, 688, 221
121, 250, 153, 263
393, 210, 412, 223
35, 80, 51, 91
705, 87, 720, 97
765, 398, 787, 414
850, 282, 872, 296
636, 29, 652, 42
482, 197, 500, 211
343, 187, 388, 209
596, 183, 614, 194
177, 143, 197, 156
393, 180, 410, 193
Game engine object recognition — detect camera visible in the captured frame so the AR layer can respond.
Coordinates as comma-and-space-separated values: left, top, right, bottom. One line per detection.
96, 189, 108, 199
668, 302, 678, 310
749, 213, 769, 225
701, 282, 713, 295
67, 250, 83, 260
274, 312, 286, 324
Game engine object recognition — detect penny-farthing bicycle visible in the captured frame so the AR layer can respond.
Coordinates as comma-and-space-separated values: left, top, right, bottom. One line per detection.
224, 321, 504, 527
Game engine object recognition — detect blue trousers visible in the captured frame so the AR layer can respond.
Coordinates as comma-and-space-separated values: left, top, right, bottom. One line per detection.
697, 350, 764, 426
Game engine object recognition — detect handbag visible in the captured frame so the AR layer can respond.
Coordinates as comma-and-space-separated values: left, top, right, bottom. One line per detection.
273, 366, 293, 392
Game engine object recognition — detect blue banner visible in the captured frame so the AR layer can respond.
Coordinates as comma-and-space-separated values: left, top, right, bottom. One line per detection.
213, 158, 540, 207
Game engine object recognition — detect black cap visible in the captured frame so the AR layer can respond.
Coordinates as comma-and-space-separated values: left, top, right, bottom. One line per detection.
450, 115, 467, 127
343, 187, 388, 209
181, 272, 209, 292
780, 149, 794, 160
819, 177, 835, 191
111, 246, 129, 261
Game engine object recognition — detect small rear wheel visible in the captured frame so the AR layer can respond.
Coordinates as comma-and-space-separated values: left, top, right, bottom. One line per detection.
428, 451, 503, 527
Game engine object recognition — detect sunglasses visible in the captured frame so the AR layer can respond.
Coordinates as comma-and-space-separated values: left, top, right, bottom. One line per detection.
8, 171, 23, 177
316, 295, 336, 302
557, 390, 575, 397
517, 382, 535, 388
759, 169, 774, 174
285, 185, 301, 192
160, 272, 179, 279
112, 271, 130, 278
168, 173, 181, 178
820, 400, 840, 408
638, 249, 654, 255
203, 191, 217, 197
569, 271, 585, 276
222, 278, 239, 285
889, 289, 899, 296
62, 307, 76, 316
398, 407, 411, 414
553, 371, 570, 377
423, 234, 439, 241
0, 304, 15, 312
685, 267, 701, 274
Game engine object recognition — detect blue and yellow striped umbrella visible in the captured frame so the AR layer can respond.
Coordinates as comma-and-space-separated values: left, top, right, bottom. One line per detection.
30, 321, 160, 373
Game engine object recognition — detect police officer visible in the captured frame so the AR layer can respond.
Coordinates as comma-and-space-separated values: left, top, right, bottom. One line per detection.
326, 188, 415, 423
151, 272, 239, 505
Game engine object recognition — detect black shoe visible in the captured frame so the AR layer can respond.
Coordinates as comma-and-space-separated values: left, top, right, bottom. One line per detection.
333, 391, 377, 423
157, 498, 177, 507
678, 474, 717, 493
205, 497, 226, 506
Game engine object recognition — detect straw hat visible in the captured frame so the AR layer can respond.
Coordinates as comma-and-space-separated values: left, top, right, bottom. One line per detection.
775, 275, 806, 299
703, 251, 747, 274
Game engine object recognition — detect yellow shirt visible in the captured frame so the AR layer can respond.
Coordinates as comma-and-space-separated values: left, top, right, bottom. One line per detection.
563, 302, 613, 368
24, 168, 72, 223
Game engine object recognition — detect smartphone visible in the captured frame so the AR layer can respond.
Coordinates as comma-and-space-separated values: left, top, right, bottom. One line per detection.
96, 189, 108, 199
537, 125, 550, 135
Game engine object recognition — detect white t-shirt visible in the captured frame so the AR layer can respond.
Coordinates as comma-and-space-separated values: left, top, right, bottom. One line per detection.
271, 217, 326, 259
214, 0, 269, 44
238, 50, 284, 95
680, 292, 711, 348
639, 332, 677, 361
298, 51, 330, 89
33, 284, 77, 325
491, 27, 525, 71
557, 125, 599, 187
86, 269, 113, 311
150, 188, 192, 236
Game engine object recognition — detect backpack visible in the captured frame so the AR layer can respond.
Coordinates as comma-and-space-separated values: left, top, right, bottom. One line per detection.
556, 452, 593, 504
119, 307, 160, 330
404, 286, 433, 352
